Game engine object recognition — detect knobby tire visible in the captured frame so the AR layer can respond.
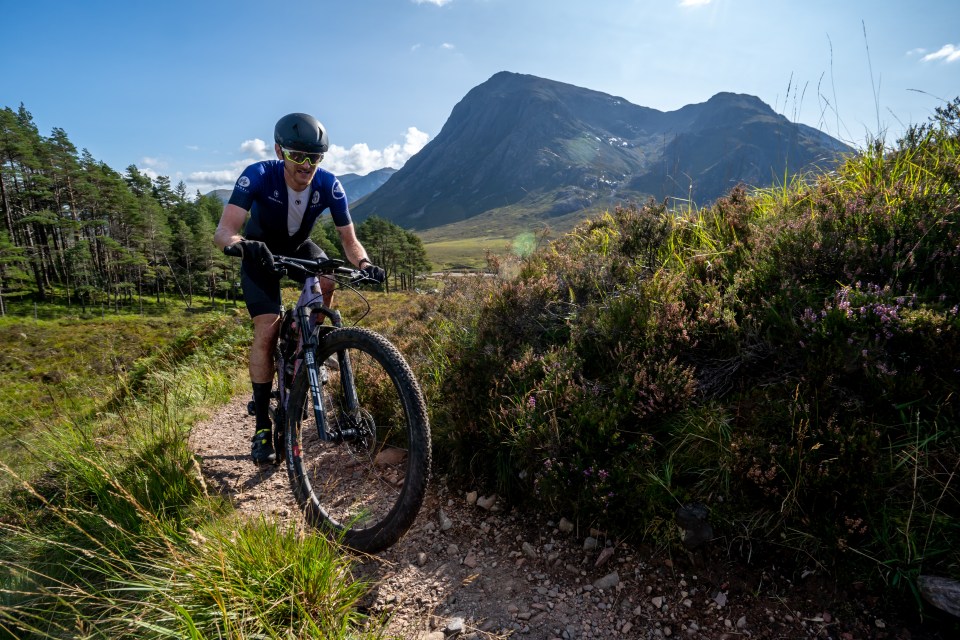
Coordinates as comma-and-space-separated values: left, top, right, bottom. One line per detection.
285, 327, 431, 553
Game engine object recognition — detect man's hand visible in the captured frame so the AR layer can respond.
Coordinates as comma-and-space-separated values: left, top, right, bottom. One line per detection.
225, 240, 275, 271
360, 261, 386, 284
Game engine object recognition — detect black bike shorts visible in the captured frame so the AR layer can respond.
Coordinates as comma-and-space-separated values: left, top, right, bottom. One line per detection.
240, 240, 327, 317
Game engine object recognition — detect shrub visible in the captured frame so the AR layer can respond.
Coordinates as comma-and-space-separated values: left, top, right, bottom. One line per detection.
424, 102, 960, 601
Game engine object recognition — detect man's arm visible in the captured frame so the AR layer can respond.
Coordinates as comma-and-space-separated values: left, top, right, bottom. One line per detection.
214, 204, 249, 250
336, 223, 371, 267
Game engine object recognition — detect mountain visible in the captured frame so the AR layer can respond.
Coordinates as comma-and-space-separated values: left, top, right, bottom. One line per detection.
353, 71, 852, 232
338, 167, 397, 202
207, 189, 233, 204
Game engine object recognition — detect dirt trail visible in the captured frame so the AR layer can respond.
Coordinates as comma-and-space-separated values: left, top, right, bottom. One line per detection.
190, 396, 940, 639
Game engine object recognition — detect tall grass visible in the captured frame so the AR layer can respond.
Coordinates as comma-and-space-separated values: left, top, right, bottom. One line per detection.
0, 314, 385, 639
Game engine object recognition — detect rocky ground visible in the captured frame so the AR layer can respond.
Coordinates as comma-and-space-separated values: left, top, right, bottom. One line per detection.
190, 395, 957, 639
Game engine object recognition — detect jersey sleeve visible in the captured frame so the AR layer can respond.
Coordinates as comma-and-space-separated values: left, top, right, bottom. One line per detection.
227, 162, 267, 211
328, 177, 353, 227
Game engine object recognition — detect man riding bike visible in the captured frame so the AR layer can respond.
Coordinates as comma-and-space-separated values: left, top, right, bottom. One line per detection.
213, 112, 386, 464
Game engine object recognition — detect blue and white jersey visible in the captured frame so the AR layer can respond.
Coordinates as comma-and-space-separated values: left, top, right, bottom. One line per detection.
228, 160, 351, 253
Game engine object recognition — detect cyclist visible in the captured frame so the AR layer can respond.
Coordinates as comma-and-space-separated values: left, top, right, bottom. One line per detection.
214, 112, 386, 464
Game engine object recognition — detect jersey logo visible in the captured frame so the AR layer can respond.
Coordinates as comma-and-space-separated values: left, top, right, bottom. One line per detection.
237, 176, 251, 188
273, 190, 280, 199
332, 180, 346, 200
311, 191, 321, 205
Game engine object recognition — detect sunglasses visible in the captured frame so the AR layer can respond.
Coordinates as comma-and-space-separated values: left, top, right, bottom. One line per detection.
281, 146, 324, 166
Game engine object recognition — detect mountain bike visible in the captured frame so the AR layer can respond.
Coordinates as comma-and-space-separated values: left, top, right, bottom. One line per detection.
225, 250, 431, 553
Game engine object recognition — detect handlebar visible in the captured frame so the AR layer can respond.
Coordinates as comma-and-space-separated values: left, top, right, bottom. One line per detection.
224, 245, 376, 285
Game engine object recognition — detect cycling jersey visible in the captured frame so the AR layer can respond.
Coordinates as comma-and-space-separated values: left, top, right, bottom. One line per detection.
228, 160, 352, 254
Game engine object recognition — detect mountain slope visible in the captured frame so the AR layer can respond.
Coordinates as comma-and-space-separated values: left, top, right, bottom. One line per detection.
338, 167, 396, 202
353, 72, 852, 231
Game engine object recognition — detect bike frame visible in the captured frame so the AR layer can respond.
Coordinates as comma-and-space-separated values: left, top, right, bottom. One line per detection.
276, 261, 364, 444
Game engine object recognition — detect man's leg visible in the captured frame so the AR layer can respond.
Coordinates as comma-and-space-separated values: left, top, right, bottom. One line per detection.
249, 313, 280, 464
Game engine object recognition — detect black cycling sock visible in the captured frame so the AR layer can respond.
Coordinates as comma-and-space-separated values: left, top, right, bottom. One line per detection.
251, 382, 272, 432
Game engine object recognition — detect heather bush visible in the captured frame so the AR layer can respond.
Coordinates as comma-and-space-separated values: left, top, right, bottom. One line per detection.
424, 100, 960, 597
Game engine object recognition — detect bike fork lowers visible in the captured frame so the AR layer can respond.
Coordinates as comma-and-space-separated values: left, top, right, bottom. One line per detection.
297, 305, 361, 443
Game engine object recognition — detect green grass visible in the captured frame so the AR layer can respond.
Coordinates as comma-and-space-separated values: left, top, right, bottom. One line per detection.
0, 308, 238, 475
0, 311, 387, 639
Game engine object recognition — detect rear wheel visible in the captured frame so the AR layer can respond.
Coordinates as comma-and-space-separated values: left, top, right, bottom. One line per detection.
285, 327, 431, 553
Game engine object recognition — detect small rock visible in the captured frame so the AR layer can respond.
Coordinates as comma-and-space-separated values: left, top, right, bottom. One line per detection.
736, 616, 747, 629
593, 571, 619, 590
446, 617, 465, 634
477, 494, 498, 510
583, 536, 598, 551
439, 509, 453, 531
417, 552, 428, 566
595, 546, 615, 567
463, 552, 478, 568
714, 591, 727, 608
466, 490, 478, 505
447, 543, 460, 555
558, 517, 574, 533
522, 541, 537, 559
652, 596, 663, 608
375, 447, 407, 466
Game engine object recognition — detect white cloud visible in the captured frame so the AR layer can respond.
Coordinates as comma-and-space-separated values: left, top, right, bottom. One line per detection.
185, 127, 432, 195
325, 127, 431, 176
412, 0, 452, 6
139, 156, 166, 169
921, 44, 960, 63
190, 169, 243, 185
679, 0, 712, 6
240, 138, 273, 159
441, 42, 455, 50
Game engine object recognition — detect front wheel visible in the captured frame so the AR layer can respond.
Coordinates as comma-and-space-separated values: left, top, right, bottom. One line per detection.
285, 327, 431, 553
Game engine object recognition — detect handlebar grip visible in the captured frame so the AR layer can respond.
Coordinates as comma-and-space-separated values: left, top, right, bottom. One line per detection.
223, 243, 242, 258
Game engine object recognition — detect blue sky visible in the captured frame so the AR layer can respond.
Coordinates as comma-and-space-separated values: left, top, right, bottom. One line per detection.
2, 0, 958, 197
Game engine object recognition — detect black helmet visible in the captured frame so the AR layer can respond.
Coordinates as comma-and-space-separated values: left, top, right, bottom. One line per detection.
274, 113, 329, 153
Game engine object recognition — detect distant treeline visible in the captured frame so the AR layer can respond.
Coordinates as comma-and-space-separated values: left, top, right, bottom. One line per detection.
0, 104, 429, 314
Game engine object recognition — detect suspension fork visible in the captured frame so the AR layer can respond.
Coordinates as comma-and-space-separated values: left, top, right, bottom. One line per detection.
296, 301, 362, 442
297, 304, 335, 442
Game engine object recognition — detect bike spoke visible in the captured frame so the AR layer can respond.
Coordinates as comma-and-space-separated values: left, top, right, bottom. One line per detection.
287, 328, 429, 552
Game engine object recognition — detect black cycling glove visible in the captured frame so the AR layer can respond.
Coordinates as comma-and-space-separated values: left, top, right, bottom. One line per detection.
225, 240, 275, 272
360, 261, 386, 284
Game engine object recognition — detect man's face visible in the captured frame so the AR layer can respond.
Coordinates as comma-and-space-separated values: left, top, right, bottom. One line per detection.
276, 144, 321, 191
